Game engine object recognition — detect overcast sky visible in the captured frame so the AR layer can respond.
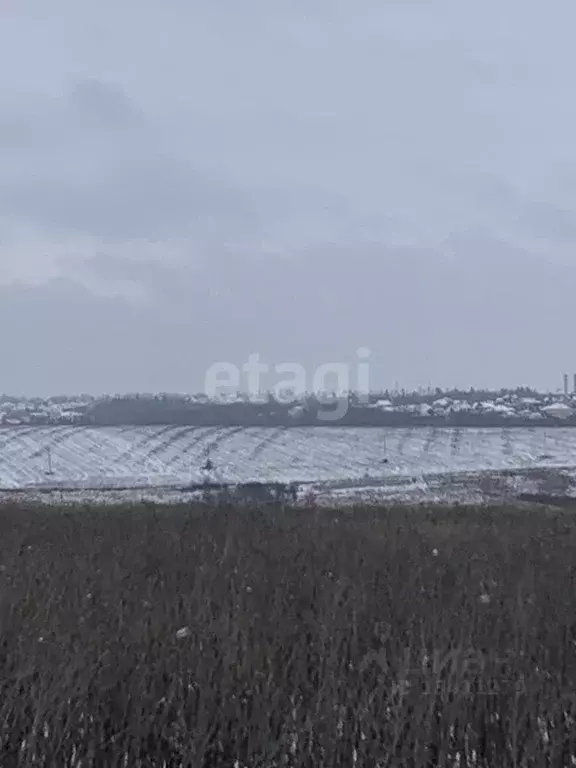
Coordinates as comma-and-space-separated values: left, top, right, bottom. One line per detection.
2, 0, 576, 396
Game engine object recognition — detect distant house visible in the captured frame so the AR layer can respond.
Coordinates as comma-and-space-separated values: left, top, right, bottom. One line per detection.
374, 399, 394, 411
542, 402, 573, 419
521, 397, 540, 405
451, 401, 473, 412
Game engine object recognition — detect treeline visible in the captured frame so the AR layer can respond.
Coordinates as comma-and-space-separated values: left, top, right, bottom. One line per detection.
3, 387, 566, 428
71, 391, 572, 428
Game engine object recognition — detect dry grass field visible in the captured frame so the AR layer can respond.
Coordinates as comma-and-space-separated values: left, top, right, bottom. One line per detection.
1, 501, 576, 766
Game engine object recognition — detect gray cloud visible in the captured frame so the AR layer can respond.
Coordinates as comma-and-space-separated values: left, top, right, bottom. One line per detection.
68, 78, 141, 126
516, 202, 576, 245
0, 78, 351, 242
3, 234, 571, 397
2, 0, 576, 394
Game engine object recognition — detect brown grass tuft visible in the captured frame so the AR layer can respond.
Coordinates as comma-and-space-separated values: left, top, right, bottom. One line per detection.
0, 501, 575, 766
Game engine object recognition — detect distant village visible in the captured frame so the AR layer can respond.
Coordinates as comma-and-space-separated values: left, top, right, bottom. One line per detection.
3, 386, 576, 427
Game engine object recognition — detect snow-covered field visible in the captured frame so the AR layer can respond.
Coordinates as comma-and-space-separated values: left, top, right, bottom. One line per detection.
0, 425, 575, 492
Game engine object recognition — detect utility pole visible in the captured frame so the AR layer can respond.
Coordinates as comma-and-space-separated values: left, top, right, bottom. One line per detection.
201, 443, 218, 484
45, 447, 53, 476
202, 445, 215, 473
382, 430, 388, 464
